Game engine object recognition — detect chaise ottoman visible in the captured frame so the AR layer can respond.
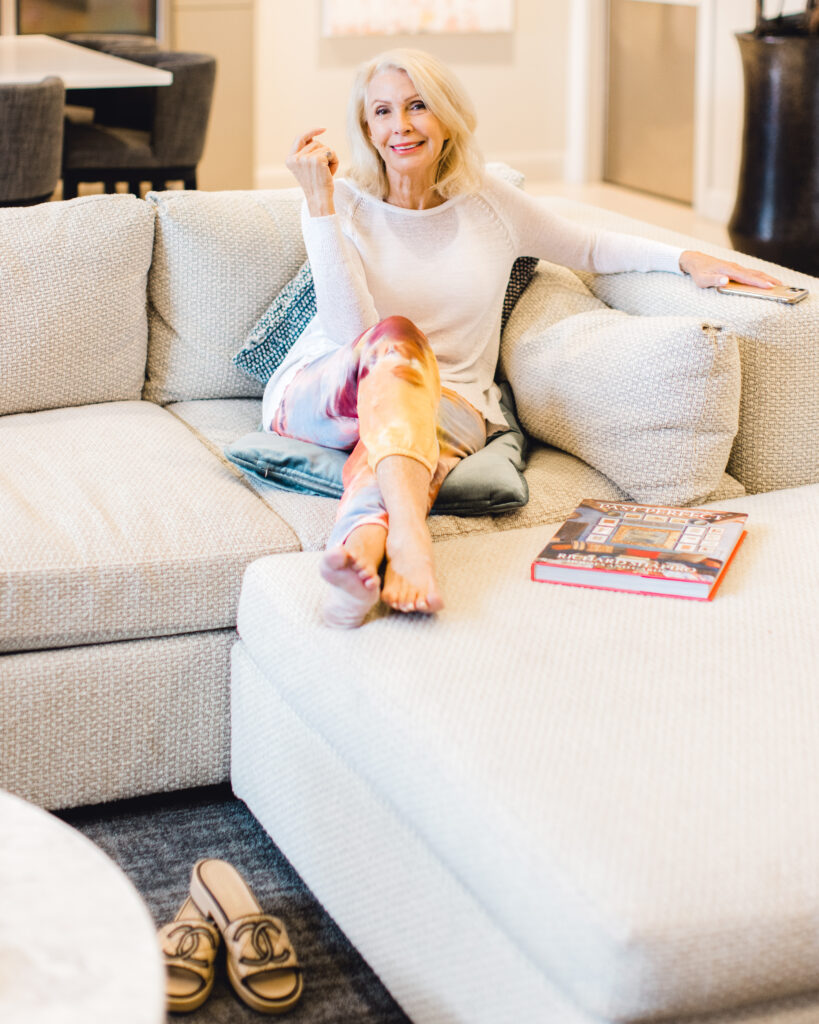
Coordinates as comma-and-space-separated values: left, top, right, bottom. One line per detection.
230, 483, 819, 1024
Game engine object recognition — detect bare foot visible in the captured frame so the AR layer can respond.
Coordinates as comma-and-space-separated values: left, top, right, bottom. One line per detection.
320, 523, 386, 628
382, 522, 443, 615
320, 546, 381, 628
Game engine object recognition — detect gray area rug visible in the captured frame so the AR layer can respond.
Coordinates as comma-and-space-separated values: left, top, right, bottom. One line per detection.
59, 785, 410, 1023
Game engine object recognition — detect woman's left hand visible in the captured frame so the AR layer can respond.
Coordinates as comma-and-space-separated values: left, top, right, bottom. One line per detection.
679, 250, 783, 290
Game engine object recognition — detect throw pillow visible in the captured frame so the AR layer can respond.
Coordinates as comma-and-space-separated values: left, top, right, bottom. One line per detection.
1, 194, 154, 416
500, 265, 741, 506
224, 384, 528, 516
233, 256, 540, 386
232, 260, 316, 384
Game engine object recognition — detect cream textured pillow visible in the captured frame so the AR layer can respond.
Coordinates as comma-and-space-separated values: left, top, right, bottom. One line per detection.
500, 264, 741, 506
0, 194, 154, 417
145, 188, 307, 405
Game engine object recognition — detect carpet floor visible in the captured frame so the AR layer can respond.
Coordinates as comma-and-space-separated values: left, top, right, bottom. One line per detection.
59, 785, 410, 1023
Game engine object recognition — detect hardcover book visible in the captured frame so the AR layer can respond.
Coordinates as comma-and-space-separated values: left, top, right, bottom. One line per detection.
532, 498, 748, 600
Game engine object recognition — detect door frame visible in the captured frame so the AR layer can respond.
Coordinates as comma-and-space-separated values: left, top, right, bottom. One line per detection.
566, 0, 754, 221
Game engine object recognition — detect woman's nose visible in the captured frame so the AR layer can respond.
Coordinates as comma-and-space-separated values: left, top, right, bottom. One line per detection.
393, 111, 411, 133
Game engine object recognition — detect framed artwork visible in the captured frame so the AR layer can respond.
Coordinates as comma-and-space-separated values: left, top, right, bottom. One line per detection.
322, 0, 515, 37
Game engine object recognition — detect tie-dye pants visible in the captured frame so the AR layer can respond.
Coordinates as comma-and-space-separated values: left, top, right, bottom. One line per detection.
270, 315, 487, 547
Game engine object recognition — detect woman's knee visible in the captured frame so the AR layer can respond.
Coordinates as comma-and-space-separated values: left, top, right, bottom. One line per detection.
356, 316, 436, 376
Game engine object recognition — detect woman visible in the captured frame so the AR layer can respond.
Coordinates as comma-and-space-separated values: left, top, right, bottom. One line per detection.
267, 48, 779, 629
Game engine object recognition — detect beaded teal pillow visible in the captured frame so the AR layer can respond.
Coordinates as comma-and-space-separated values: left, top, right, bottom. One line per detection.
232, 257, 539, 385
232, 260, 316, 384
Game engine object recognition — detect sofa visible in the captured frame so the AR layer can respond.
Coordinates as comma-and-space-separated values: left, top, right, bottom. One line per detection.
2, 184, 818, 1023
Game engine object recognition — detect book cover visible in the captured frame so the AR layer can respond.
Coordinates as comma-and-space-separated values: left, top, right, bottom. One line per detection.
532, 499, 748, 600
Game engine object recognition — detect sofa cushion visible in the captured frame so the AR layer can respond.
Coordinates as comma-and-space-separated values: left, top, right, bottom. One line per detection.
166, 397, 744, 553
233, 483, 819, 1022
541, 196, 819, 494
0, 194, 154, 416
144, 188, 306, 404
501, 262, 741, 506
0, 401, 299, 652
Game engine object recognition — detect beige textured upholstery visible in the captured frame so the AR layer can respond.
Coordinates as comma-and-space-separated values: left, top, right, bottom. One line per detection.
145, 188, 306, 404
501, 263, 741, 505
544, 198, 819, 495
0, 194, 154, 416
0, 401, 298, 651
233, 483, 819, 1024
1, 629, 235, 809
168, 396, 744, 552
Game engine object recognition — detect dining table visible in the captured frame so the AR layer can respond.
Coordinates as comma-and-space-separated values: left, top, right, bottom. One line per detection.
0, 33, 172, 87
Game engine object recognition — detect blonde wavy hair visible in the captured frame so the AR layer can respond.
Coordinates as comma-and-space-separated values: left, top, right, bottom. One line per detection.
346, 48, 484, 201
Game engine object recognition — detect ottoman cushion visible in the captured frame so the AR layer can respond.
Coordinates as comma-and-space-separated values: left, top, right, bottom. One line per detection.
233, 484, 819, 1022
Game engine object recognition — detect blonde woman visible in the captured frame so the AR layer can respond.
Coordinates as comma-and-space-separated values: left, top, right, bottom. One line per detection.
266, 48, 778, 628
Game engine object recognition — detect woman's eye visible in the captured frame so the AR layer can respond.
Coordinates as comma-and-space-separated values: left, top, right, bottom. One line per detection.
375, 107, 388, 116
411, 101, 426, 111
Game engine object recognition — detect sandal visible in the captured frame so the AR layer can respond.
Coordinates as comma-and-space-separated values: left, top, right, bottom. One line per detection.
189, 858, 303, 1015
157, 896, 221, 1013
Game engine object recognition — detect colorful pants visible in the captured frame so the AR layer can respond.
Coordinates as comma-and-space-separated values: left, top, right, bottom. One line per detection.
270, 315, 487, 546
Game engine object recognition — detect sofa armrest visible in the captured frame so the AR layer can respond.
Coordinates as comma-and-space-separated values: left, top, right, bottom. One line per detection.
539, 198, 819, 494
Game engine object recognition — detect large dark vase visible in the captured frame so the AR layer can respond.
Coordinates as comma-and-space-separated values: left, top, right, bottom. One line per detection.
729, 32, 819, 275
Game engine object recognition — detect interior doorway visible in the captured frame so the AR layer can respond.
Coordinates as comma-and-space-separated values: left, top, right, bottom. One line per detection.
604, 0, 697, 204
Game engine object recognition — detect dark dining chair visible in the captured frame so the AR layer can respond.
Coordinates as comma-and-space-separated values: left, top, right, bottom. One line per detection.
62, 51, 216, 199
0, 77, 65, 206
62, 33, 160, 57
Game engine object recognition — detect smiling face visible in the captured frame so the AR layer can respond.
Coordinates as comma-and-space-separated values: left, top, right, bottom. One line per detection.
364, 68, 448, 197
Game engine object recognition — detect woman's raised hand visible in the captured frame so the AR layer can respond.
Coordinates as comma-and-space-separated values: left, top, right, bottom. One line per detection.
679, 250, 782, 290
286, 128, 339, 217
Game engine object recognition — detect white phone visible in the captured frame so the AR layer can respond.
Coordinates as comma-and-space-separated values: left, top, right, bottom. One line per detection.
717, 282, 808, 304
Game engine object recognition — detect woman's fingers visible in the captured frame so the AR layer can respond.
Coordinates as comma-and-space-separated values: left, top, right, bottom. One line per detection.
721, 263, 782, 288
679, 250, 783, 290
289, 127, 326, 155
288, 128, 338, 174
286, 127, 338, 217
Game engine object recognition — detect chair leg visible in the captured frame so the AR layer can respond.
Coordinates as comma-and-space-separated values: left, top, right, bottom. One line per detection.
128, 179, 142, 197
184, 173, 197, 191
61, 176, 78, 201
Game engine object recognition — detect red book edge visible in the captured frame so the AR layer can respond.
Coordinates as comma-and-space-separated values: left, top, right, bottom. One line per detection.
530, 530, 748, 602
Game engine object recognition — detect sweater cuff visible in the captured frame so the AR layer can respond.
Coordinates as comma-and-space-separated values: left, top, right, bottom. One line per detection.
653, 245, 686, 276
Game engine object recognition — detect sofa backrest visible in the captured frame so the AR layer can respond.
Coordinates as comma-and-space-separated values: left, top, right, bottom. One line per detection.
541, 198, 819, 495
144, 188, 306, 405
0, 194, 154, 417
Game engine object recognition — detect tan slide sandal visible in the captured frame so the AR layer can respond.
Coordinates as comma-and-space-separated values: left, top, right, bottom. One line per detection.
157, 896, 221, 1013
190, 858, 303, 1014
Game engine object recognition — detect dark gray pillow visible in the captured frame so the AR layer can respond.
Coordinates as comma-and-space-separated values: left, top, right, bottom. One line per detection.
225, 384, 528, 516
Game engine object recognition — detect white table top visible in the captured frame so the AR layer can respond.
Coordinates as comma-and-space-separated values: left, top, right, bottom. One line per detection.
0, 789, 165, 1024
0, 34, 172, 87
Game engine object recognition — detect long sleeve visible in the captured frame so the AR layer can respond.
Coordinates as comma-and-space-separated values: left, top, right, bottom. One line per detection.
300, 202, 379, 347
489, 177, 685, 276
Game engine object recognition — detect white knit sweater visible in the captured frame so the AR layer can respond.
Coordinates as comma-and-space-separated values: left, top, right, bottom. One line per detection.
262, 174, 684, 431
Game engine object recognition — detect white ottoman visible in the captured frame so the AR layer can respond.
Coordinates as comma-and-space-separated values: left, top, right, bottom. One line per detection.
231, 484, 819, 1024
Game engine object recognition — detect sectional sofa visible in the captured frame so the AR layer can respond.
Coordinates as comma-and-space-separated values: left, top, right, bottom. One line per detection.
2, 184, 817, 1023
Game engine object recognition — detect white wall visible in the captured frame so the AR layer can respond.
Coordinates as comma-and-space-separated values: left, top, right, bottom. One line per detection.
254, 0, 571, 189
